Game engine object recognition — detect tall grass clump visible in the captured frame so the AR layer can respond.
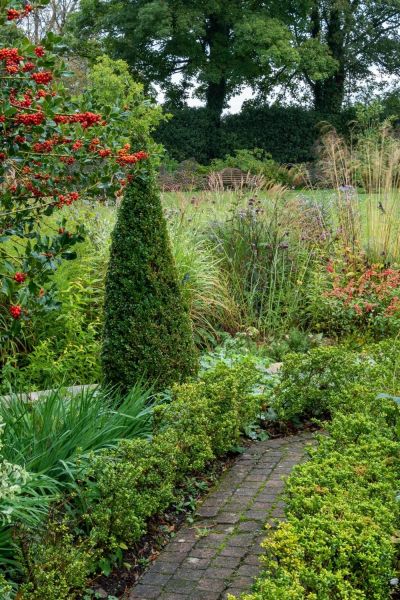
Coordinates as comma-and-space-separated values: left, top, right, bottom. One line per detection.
169, 225, 240, 345
0, 385, 153, 483
205, 186, 322, 335
318, 121, 400, 263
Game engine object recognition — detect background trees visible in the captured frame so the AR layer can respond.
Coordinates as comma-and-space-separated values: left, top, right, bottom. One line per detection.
280, 0, 400, 113
69, 0, 300, 121
69, 0, 400, 119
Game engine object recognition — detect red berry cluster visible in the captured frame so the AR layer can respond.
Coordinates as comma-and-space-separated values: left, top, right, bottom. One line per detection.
31, 71, 53, 85
54, 112, 103, 128
117, 146, 149, 165
9, 304, 22, 319
10, 90, 32, 108
13, 271, 27, 283
57, 191, 79, 207
34, 46, 45, 58
32, 140, 53, 153
7, 4, 32, 20
98, 148, 111, 157
0, 47, 23, 62
16, 111, 45, 126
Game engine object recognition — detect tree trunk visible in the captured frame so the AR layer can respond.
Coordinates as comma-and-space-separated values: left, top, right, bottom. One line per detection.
313, 69, 345, 114
204, 13, 230, 159
312, 1, 346, 114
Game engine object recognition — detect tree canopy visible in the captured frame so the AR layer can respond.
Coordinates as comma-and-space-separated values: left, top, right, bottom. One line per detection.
277, 0, 400, 113
69, 0, 400, 116
69, 0, 302, 119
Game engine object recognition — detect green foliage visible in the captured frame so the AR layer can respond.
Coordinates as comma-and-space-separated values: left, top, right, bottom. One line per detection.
69, 0, 298, 125
86, 55, 166, 148
169, 225, 240, 347
0, 416, 57, 575
18, 523, 95, 600
235, 340, 400, 600
0, 385, 153, 483
210, 149, 290, 185
0, 205, 111, 392
156, 108, 218, 164
0, 383, 153, 589
102, 168, 198, 392
278, 0, 400, 113
273, 340, 400, 421
83, 360, 262, 552
83, 436, 177, 551
205, 194, 317, 335
267, 329, 323, 362
155, 105, 356, 164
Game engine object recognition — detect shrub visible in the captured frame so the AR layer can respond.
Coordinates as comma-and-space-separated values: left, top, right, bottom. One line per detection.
272, 341, 400, 421
155, 107, 219, 164
155, 105, 356, 164
83, 436, 177, 551
0, 4, 148, 366
82, 360, 261, 552
102, 167, 198, 391
233, 340, 400, 600
235, 416, 400, 600
18, 524, 95, 600
210, 149, 290, 185
157, 360, 259, 460
309, 263, 400, 338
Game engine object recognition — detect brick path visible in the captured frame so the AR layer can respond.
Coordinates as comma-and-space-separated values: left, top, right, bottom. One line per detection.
129, 432, 314, 600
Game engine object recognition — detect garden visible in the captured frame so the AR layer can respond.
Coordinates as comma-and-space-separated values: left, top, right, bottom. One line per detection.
1, 0, 400, 598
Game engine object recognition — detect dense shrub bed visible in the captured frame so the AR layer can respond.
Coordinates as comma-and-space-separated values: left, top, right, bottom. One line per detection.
1, 358, 265, 598
235, 342, 400, 600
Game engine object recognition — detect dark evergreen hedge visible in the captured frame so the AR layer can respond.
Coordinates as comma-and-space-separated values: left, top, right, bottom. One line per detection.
154, 104, 356, 164
102, 168, 198, 392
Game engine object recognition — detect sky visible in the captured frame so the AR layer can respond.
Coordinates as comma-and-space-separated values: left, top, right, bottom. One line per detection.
156, 74, 256, 115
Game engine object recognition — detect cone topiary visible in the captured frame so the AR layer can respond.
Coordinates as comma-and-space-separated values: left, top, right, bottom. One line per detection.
102, 166, 198, 391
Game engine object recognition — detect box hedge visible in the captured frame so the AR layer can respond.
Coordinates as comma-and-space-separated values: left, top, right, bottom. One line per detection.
232, 342, 400, 600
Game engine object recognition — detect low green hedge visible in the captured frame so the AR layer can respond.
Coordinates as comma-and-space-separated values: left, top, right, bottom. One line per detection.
232, 342, 400, 600
17, 359, 262, 599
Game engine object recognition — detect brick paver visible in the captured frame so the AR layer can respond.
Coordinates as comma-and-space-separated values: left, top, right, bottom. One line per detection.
129, 432, 314, 600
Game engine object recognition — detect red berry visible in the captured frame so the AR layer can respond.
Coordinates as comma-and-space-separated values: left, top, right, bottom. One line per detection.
7, 9, 21, 20
31, 71, 53, 85
9, 304, 22, 319
13, 272, 27, 283
34, 46, 45, 57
